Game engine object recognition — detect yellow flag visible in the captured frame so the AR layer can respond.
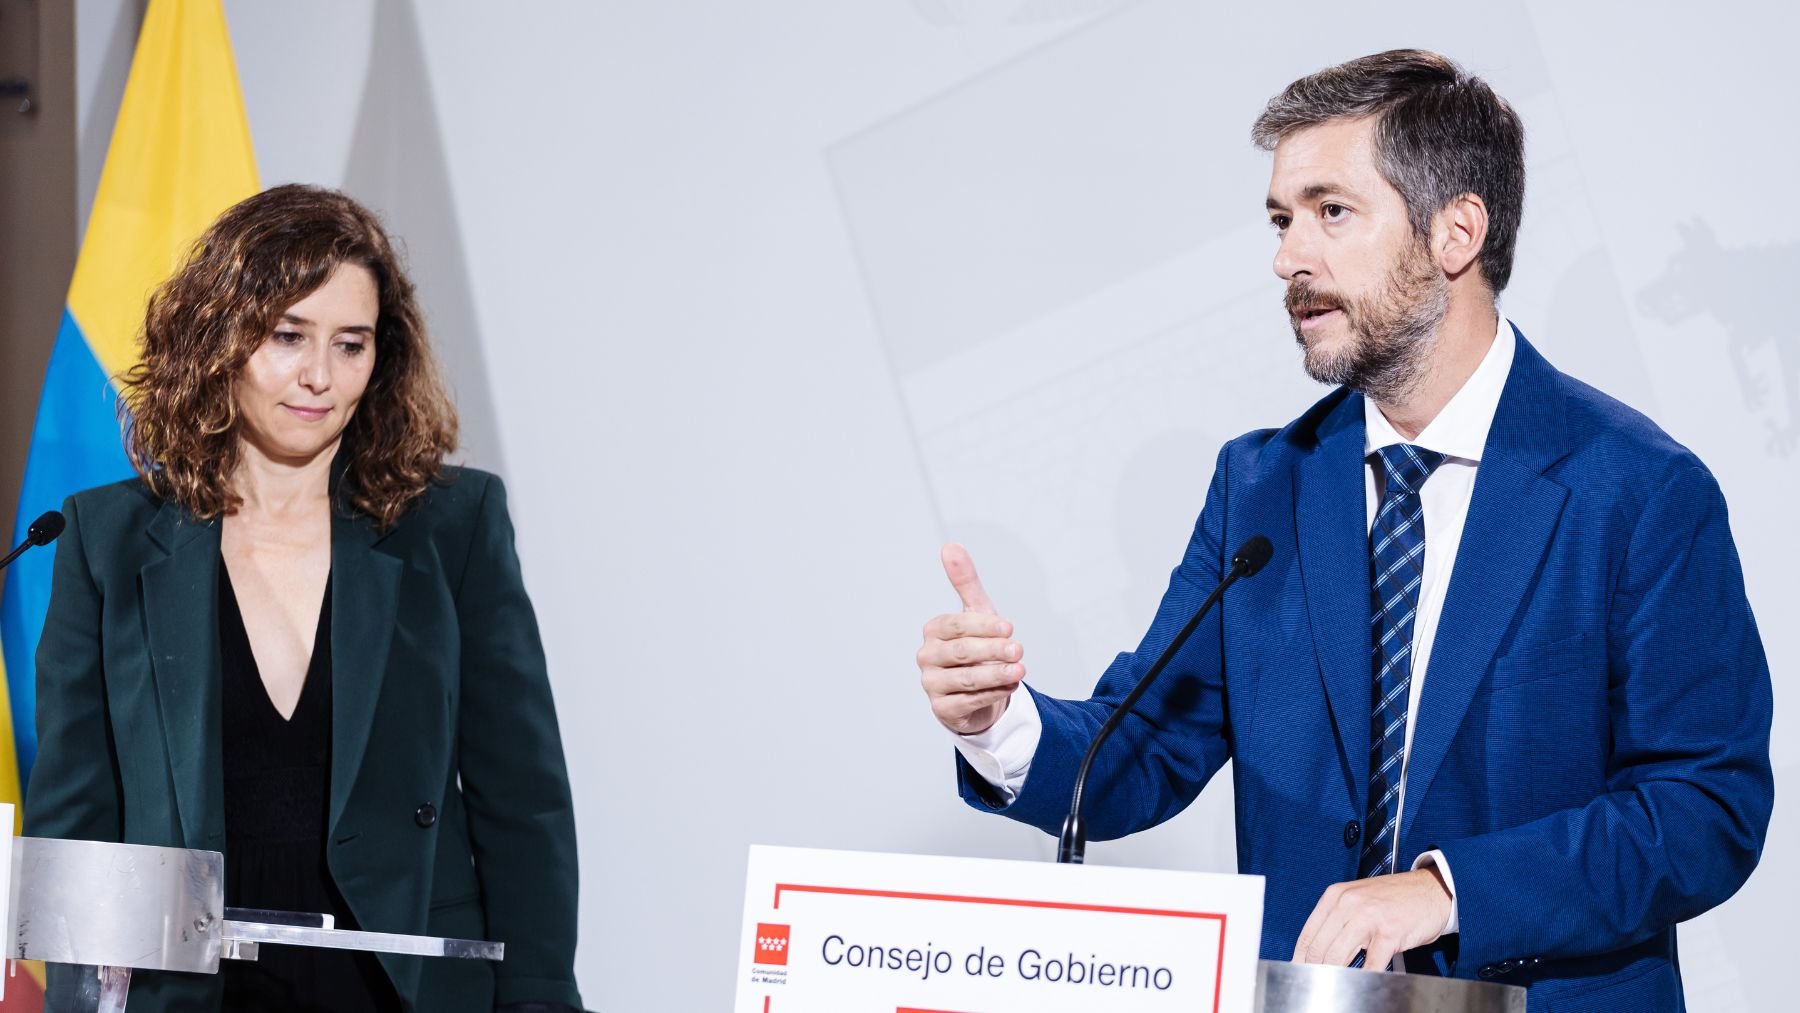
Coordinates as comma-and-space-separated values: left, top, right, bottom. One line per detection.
69, 0, 262, 376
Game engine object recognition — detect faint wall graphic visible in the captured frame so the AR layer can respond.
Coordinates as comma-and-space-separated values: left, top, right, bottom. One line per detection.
909, 0, 1129, 28
1638, 220, 1798, 455
342, 0, 508, 475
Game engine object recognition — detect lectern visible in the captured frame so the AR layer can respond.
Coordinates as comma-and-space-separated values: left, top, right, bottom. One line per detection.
1256, 960, 1522, 1012
4, 827, 500, 1012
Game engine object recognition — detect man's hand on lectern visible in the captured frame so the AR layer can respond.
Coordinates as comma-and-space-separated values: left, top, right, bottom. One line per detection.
1291, 866, 1453, 971
917, 543, 1026, 735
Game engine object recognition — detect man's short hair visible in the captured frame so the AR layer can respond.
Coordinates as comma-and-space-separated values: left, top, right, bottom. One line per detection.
1252, 49, 1526, 294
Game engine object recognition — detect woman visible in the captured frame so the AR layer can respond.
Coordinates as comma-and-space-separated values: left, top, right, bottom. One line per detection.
24, 185, 584, 1012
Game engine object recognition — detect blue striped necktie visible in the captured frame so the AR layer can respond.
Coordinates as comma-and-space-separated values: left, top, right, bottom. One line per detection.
1359, 443, 1446, 879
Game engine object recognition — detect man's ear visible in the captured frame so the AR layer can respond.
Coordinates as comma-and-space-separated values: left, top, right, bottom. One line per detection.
1434, 193, 1489, 278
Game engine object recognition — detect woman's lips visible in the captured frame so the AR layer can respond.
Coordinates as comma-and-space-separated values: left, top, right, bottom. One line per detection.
283, 404, 330, 421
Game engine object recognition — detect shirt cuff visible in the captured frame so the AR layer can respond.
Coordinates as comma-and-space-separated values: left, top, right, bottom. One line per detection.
948, 683, 1042, 805
1410, 849, 1460, 936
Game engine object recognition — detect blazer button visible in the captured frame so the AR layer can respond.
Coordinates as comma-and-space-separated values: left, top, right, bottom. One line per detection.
1343, 820, 1361, 847
414, 803, 438, 828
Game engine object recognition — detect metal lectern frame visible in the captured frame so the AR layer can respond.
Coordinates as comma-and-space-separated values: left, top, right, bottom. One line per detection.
7, 835, 502, 1012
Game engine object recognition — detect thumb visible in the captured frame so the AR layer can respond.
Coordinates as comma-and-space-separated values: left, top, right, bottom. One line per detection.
941, 543, 998, 614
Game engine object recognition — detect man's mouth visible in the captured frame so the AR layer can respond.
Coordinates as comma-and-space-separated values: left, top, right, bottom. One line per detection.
1295, 304, 1343, 329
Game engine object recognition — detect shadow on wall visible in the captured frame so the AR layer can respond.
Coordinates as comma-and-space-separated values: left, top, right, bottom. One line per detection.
1114, 428, 1215, 623
948, 521, 1084, 699
1638, 221, 1799, 456
342, 0, 507, 476
1539, 246, 1656, 420
77, 0, 144, 234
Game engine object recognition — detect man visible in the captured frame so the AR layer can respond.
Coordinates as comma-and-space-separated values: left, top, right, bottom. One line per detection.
916, 50, 1772, 1009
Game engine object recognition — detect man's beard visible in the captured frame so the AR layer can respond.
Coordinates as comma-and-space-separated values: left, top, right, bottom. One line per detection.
1285, 236, 1449, 404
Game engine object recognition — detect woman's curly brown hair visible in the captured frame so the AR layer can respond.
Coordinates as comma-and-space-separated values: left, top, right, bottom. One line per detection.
119, 184, 458, 531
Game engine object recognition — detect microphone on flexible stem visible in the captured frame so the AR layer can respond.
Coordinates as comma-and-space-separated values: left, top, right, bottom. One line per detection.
1056, 534, 1274, 865
0, 511, 67, 571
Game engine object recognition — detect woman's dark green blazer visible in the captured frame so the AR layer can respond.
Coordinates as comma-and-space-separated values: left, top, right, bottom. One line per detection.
22, 467, 583, 1012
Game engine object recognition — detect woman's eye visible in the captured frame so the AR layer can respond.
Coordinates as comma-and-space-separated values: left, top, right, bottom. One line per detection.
336, 341, 367, 356
271, 330, 303, 344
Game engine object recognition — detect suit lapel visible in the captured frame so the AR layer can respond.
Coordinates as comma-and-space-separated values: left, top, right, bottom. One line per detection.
327, 508, 403, 837
1293, 391, 1374, 806
141, 503, 225, 849
1402, 330, 1574, 834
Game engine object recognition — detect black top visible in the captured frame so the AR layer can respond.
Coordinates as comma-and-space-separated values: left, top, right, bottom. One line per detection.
218, 563, 400, 1012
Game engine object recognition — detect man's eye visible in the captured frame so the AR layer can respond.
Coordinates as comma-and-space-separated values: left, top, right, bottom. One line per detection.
1269, 215, 1290, 232
1322, 203, 1348, 221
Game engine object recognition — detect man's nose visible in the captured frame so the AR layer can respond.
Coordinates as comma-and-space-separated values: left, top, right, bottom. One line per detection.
1272, 223, 1317, 282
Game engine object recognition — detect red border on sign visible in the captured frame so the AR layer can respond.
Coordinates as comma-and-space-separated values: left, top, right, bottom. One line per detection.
772, 883, 1229, 1013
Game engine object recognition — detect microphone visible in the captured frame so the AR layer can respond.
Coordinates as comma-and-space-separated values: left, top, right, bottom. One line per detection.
1056, 534, 1274, 864
0, 510, 67, 571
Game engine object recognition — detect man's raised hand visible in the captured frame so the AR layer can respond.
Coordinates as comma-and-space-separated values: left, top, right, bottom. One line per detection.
917, 544, 1026, 735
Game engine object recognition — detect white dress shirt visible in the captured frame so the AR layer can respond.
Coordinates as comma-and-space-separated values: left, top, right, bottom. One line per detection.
952, 314, 1516, 940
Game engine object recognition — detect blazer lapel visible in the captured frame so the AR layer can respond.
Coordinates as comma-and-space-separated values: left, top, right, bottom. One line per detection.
1294, 391, 1375, 807
1402, 330, 1574, 834
141, 503, 225, 849
327, 508, 403, 838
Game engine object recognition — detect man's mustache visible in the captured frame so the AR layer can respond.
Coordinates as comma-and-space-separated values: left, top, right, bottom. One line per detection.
1286, 282, 1348, 319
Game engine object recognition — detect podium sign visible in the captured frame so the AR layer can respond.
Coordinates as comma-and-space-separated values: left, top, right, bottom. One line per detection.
734, 845, 1263, 1013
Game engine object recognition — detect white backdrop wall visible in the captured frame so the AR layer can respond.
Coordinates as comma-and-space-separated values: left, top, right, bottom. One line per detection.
72, 2, 1798, 1009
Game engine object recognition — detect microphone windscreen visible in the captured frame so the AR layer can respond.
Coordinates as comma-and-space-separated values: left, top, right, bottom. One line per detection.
27, 510, 65, 546
1232, 535, 1274, 577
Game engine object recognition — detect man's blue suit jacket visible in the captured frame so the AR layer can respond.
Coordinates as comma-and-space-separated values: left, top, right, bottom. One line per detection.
959, 328, 1774, 1011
